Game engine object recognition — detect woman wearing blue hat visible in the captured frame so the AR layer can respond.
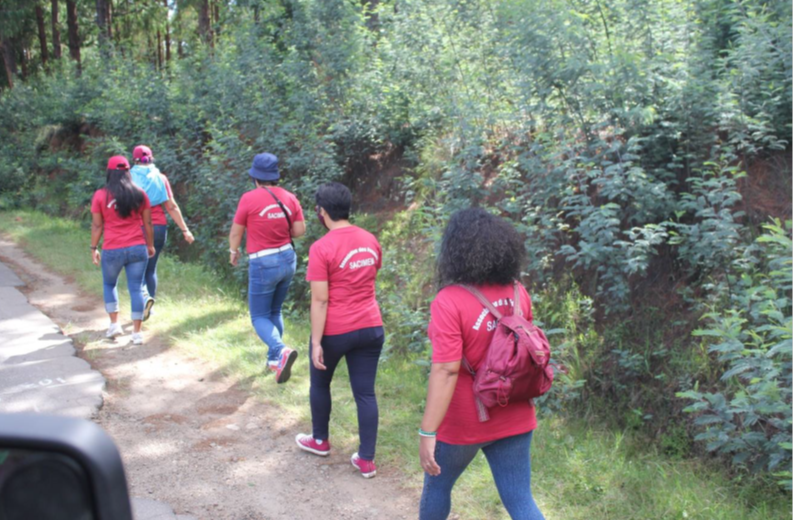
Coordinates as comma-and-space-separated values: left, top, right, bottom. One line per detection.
229, 153, 306, 383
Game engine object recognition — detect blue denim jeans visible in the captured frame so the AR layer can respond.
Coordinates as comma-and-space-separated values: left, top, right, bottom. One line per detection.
142, 225, 167, 300
248, 248, 296, 363
419, 431, 544, 520
101, 245, 149, 320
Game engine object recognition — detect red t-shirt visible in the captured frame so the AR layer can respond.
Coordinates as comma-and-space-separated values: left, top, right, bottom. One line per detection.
429, 284, 537, 445
305, 226, 383, 336
151, 176, 174, 226
233, 187, 305, 254
91, 188, 151, 250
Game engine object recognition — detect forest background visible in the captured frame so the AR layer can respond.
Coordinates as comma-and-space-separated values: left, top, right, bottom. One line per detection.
0, 0, 790, 515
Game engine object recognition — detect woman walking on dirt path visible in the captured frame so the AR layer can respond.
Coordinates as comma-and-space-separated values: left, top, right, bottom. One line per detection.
229, 153, 305, 384
295, 182, 385, 479
418, 208, 545, 520
131, 145, 195, 321
90, 155, 156, 346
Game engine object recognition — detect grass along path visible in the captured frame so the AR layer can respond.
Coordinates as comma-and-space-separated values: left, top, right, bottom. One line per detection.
0, 209, 788, 520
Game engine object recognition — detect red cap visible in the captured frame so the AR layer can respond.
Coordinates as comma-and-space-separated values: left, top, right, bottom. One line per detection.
107, 155, 130, 170
133, 145, 153, 162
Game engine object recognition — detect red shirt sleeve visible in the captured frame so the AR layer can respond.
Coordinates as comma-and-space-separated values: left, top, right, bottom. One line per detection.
306, 242, 329, 282
233, 194, 248, 227
518, 284, 533, 321
428, 292, 464, 363
90, 190, 103, 214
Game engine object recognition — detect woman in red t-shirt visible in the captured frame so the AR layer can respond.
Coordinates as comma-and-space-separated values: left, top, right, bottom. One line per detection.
295, 182, 384, 479
90, 156, 155, 346
418, 208, 545, 520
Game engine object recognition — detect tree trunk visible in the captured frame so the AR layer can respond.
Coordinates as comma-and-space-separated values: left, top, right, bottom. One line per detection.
66, 0, 81, 70
0, 39, 14, 89
51, 0, 62, 59
107, 0, 113, 40
363, 0, 379, 32
163, 0, 170, 62
198, 0, 212, 46
36, 5, 49, 67
157, 30, 162, 70
95, 0, 110, 48
19, 47, 28, 80
213, 1, 220, 38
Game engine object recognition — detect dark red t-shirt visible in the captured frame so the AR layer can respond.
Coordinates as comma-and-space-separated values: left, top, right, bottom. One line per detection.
91, 188, 151, 250
305, 226, 383, 336
429, 284, 537, 445
233, 187, 305, 254
150, 176, 174, 226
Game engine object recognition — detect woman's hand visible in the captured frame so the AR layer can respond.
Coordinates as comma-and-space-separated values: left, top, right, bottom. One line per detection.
147, 245, 156, 258
92, 249, 101, 266
182, 229, 195, 244
419, 435, 441, 476
311, 341, 326, 370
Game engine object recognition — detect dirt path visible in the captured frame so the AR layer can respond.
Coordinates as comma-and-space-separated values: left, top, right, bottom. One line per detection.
0, 238, 418, 520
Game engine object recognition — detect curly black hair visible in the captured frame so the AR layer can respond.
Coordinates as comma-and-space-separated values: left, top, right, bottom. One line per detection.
437, 207, 525, 288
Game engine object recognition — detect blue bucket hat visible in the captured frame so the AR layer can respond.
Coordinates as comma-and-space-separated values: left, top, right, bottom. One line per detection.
249, 153, 280, 181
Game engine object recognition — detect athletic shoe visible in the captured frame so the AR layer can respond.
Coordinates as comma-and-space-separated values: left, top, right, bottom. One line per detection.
143, 297, 155, 322
275, 348, 298, 384
106, 322, 123, 338
351, 452, 377, 479
295, 433, 331, 457
267, 361, 278, 373
131, 332, 143, 345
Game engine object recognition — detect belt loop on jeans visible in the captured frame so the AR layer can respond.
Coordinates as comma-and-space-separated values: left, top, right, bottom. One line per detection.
249, 244, 293, 260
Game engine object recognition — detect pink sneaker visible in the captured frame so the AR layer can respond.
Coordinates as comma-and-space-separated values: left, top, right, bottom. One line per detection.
351, 452, 377, 479
275, 348, 298, 384
295, 433, 331, 456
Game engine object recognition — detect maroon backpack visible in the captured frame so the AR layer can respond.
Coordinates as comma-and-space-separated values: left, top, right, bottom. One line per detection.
460, 283, 554, 422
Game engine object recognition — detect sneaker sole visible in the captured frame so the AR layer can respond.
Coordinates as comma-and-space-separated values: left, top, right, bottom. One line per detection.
143, 298, 155, 322
276, 350, 299, 384
295, 436, 330, 457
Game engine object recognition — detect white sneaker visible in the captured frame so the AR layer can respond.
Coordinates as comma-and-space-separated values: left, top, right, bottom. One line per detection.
131, 332, 143, 345
106, 323, 123, 338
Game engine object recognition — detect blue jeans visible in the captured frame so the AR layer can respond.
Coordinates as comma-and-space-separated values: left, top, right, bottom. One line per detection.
142, 225, 167, 299
419, 431, 544, 520
101, 245, 149, 320
248, 248, 296, 363
309, 326, 384, 460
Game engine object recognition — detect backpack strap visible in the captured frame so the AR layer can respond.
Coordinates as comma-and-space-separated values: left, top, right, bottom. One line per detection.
262, 187, 295, 249
460, 284, 503, 320
512, 281, 523, 317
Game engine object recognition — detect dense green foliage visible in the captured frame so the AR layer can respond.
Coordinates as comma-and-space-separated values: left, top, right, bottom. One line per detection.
0, 0, 790, 489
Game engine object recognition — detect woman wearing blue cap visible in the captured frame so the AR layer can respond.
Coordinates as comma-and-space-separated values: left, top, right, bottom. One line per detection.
229, 153, 306, 383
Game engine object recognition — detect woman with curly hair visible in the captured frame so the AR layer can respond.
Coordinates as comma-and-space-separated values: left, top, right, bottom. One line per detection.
418, 207, 545, 520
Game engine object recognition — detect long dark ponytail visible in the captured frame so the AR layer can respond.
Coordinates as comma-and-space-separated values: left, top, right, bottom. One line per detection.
105, 169, 145, 218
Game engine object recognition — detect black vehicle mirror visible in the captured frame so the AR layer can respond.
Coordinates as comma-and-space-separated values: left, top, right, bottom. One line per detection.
0, 413, 133, 520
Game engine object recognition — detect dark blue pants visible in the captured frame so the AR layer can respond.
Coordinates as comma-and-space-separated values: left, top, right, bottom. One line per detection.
143, 225, 167, 299
309, 326, 384, 461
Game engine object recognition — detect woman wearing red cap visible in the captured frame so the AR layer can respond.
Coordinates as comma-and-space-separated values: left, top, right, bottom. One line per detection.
131, 145, 194, 320
90, 155, 155, 345
229, 153, 306, 383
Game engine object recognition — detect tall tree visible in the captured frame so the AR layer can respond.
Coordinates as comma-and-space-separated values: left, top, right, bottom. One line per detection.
51, 0, 62, 59
65, 0, 80, 70
163, 0, 170, 62
198, 0, 212, 46
0, 38, 14, 89
95, 0, 110, 47
35, 4, 49, 67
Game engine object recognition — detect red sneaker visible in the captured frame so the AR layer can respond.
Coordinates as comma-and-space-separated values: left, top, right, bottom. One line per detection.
351, 452, 377, 479
275, 348, 298, 384
295, 433, 331, 457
